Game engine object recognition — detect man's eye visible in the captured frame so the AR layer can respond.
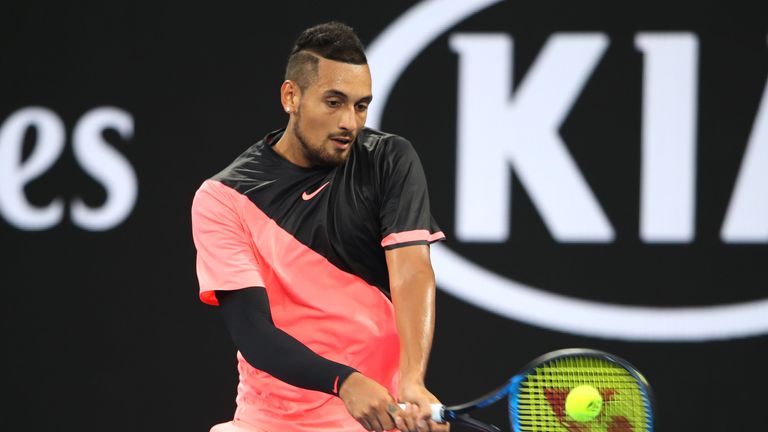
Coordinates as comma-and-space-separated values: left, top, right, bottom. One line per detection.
327, 100, 342, 108
356, 103, 369, 112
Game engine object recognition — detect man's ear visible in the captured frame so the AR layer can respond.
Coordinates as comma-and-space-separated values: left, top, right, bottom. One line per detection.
281, 80, 301, 113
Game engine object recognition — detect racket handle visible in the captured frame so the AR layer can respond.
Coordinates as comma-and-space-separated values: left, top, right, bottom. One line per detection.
397, 403, 444, 422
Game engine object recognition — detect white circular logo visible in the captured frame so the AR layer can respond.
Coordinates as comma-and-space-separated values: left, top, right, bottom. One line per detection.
366, 0, 768, 341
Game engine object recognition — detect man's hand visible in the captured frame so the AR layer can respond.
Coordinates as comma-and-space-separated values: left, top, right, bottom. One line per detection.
339, 372, 407, 432
399, 380, 450, 432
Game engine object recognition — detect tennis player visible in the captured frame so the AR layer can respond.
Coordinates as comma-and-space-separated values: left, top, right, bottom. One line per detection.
192, 22, 448, 432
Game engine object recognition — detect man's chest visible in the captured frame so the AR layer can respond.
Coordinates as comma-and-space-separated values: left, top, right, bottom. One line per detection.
241, 168, 382, 263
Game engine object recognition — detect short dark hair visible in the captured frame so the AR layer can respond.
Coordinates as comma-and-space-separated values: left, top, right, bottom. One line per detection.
285, 22, 367, 91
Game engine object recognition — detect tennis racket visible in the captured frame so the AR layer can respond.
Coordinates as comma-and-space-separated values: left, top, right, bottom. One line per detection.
402, 348, 654, 432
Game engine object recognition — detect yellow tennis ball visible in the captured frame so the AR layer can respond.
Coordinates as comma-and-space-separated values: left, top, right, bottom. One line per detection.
565, 385, 602, 422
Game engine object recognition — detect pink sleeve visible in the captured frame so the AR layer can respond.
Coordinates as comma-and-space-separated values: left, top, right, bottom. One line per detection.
191, 180, 265, 306
380, 229, 446, 248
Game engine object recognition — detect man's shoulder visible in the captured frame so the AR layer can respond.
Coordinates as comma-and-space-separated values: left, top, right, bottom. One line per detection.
357, 127, 414, 155
209, 139, 270, 183
191, 135, 282, 201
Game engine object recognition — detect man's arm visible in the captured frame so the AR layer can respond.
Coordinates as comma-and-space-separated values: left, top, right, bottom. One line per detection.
217, 287, 407, 432
216, 287, 356, 394
386, 244, 449, 432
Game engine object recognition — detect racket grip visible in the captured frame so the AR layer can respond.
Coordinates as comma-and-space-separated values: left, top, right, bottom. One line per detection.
397, 403, 444, 422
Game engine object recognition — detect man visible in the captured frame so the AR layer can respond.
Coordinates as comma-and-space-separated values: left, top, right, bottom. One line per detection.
192, 22, 447, 432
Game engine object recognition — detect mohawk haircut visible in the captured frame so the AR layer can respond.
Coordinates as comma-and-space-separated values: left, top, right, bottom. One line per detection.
285, 22, 367, 91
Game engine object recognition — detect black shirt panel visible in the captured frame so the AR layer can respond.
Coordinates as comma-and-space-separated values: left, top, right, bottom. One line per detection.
212, 127, 443, 295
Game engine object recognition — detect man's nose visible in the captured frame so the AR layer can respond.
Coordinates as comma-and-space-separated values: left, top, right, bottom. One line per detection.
338, 105, 357, 131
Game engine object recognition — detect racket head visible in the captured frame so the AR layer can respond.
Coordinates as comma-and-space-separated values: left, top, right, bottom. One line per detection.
508, 348, 654, 432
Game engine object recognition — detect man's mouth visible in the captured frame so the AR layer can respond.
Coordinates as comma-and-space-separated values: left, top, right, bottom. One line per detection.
330, 135, 353, 148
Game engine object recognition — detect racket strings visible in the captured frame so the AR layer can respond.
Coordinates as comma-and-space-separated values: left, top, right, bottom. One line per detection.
514, 356, 651, 432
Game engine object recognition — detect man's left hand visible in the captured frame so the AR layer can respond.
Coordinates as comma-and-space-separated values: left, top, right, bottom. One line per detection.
397, 381, 450, 432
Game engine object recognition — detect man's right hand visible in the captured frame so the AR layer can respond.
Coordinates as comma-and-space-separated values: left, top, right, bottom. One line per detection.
339, 372, 406, 432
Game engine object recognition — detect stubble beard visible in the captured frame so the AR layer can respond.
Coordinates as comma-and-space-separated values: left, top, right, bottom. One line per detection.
293, 108, 350, 167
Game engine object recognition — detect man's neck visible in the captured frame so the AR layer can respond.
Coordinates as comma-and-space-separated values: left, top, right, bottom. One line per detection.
272, 127, 311, 168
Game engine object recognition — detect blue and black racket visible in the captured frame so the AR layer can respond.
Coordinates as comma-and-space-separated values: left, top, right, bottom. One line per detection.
408, 348, 654, 432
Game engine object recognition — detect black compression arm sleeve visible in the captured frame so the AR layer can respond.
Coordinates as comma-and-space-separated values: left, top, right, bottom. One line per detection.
216, 287, 357, 396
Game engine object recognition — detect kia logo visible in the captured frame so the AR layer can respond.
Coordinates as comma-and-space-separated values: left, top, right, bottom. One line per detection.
366, 0, 768, 341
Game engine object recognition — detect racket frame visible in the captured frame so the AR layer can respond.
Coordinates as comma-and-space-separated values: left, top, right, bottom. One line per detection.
441, 348, 655, 432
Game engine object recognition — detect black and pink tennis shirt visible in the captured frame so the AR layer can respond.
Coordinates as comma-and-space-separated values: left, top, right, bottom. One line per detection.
192, 128, 444, 431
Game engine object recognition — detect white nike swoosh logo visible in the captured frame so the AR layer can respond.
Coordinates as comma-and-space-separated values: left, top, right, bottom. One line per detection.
301, 181, 330, 201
